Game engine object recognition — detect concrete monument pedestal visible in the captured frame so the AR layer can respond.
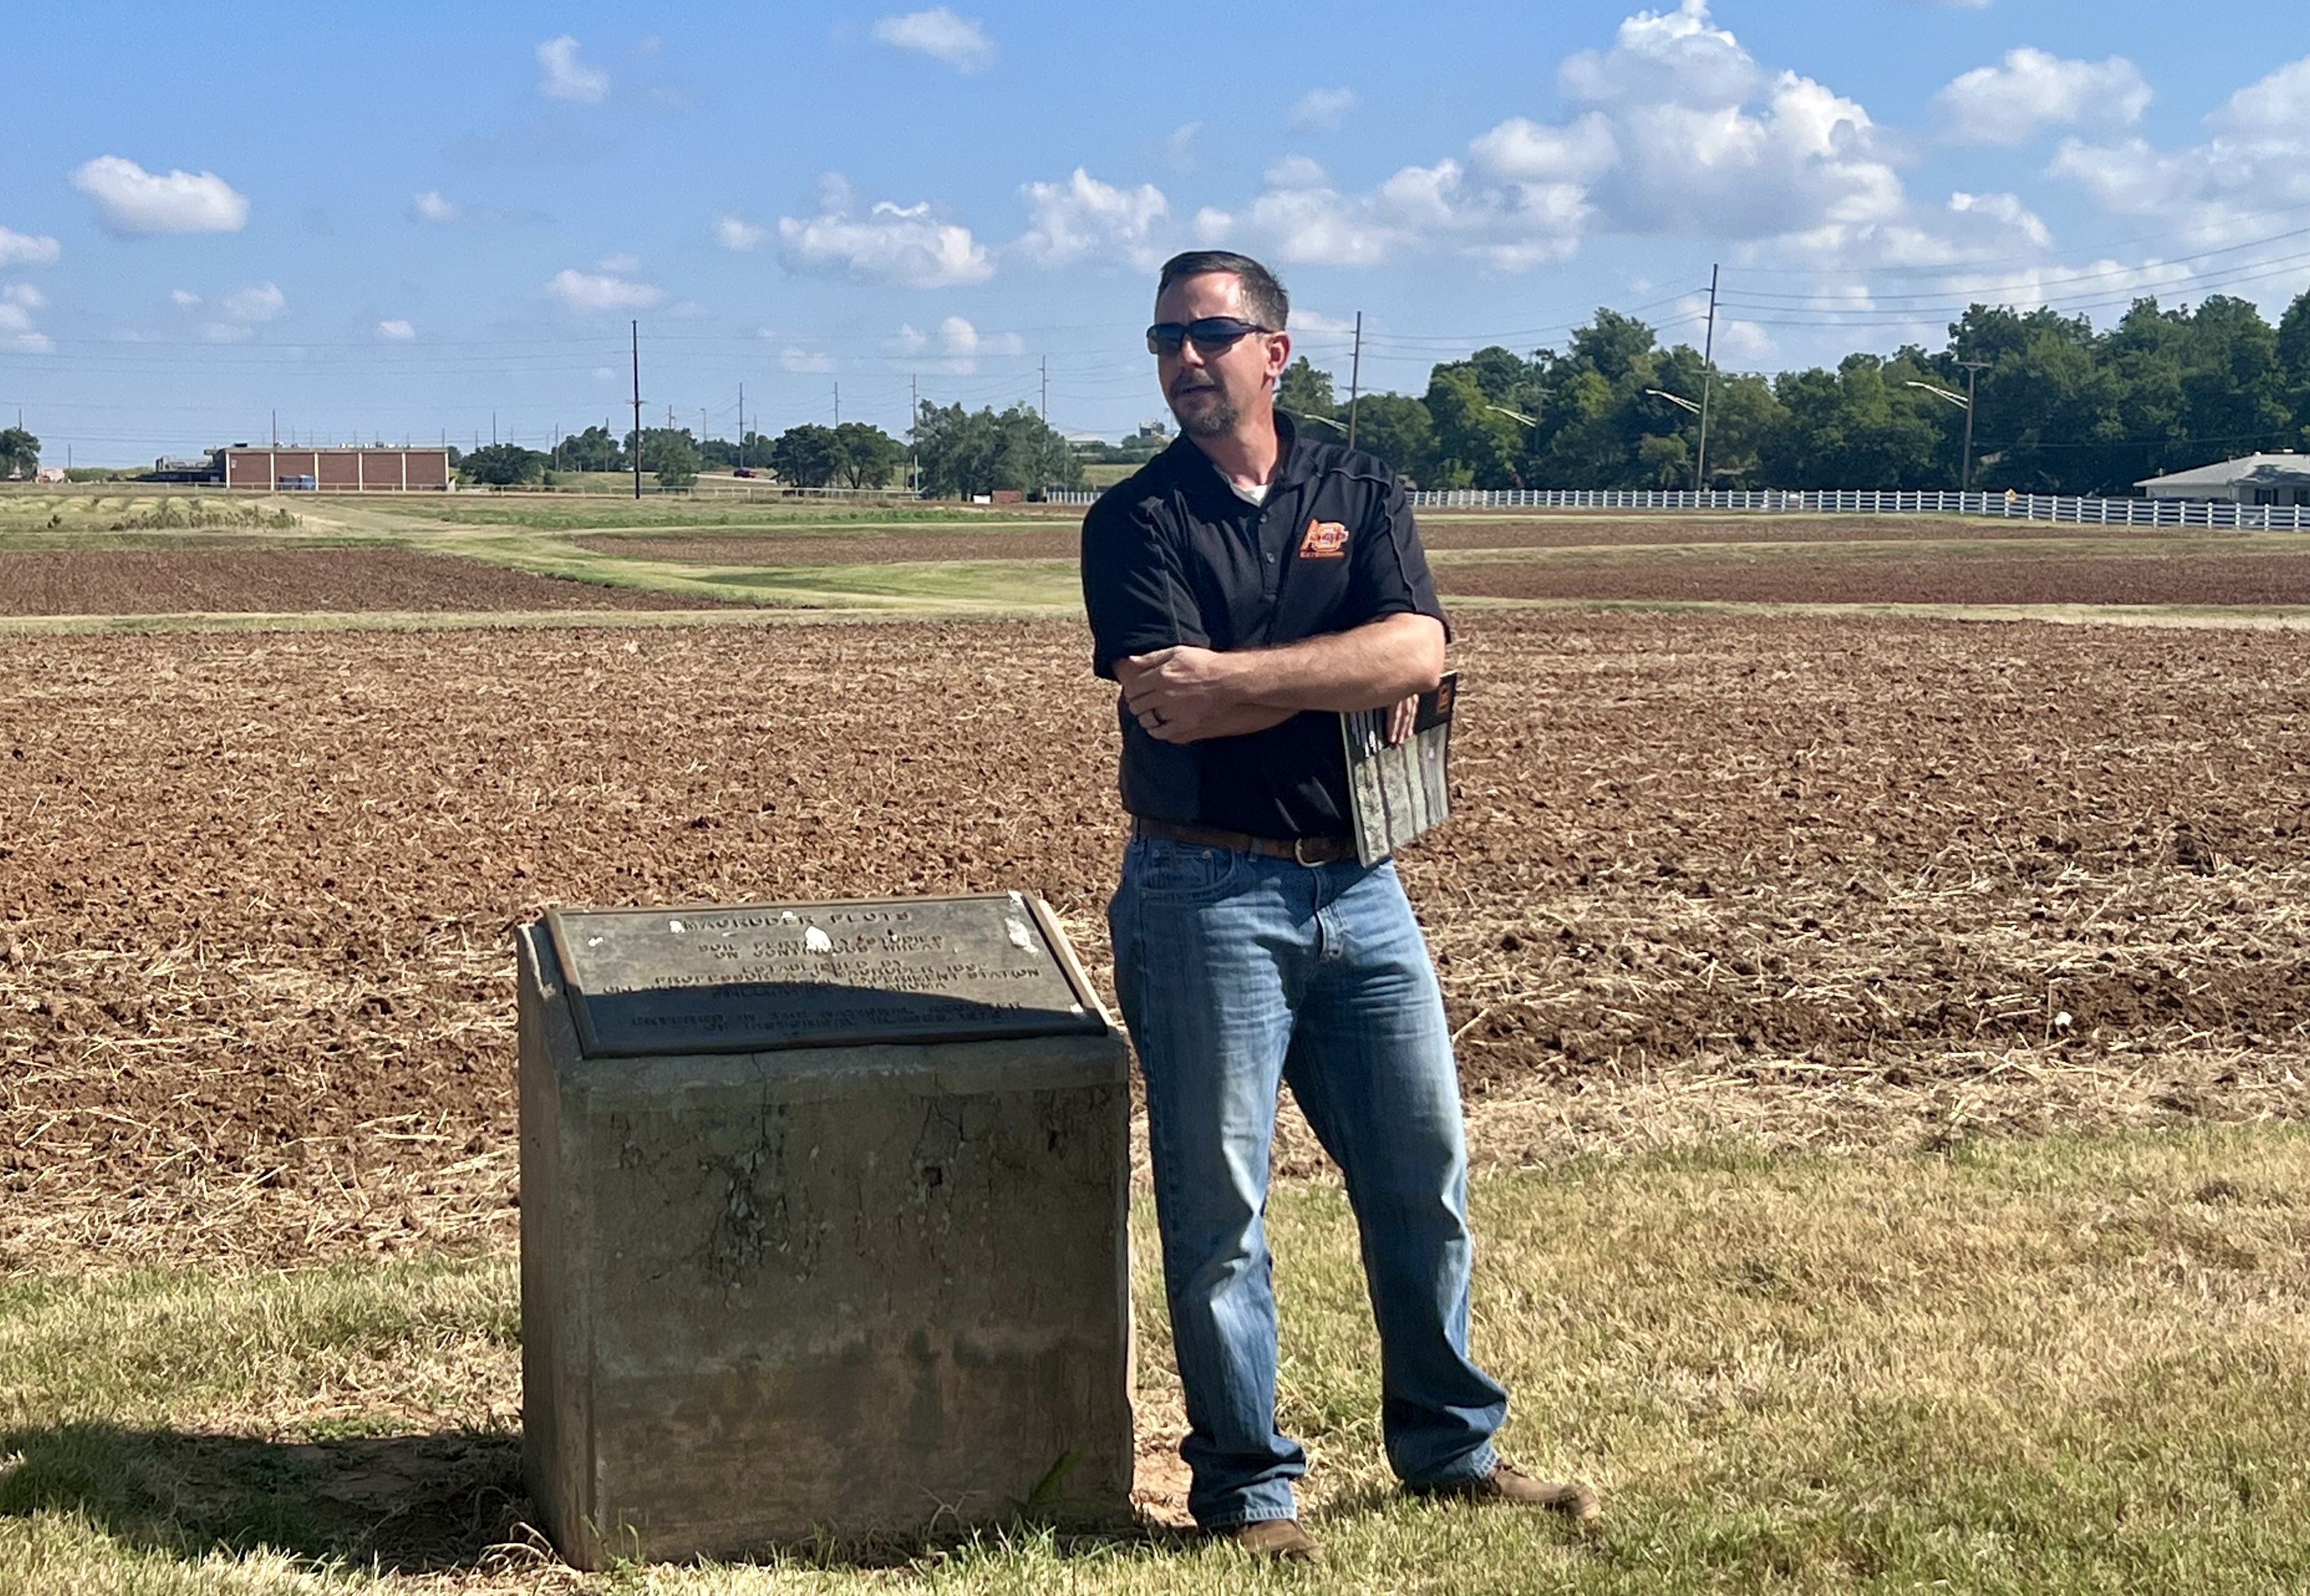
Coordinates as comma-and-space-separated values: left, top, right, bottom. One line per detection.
517, 893, 1133, 1568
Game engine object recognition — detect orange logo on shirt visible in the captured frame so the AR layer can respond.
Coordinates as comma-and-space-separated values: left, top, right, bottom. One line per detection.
1300, 519, 1350, 558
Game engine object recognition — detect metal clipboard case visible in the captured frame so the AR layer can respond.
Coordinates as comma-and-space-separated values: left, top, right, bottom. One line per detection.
1339, 671, 1457, 867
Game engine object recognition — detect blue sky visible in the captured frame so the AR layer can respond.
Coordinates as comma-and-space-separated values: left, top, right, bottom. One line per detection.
4, 0, 2307, 463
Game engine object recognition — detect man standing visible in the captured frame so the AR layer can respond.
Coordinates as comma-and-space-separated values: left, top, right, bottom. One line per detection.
1081, 251, 1599, 1562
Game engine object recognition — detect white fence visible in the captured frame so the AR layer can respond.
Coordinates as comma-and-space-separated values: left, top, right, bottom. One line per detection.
1035, 487, 2310, 531
1042, 484, 2310, 529
1402, 487, 2310, 530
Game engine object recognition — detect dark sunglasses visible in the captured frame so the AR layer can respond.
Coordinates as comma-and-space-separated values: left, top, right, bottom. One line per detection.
1146, 316, 1273, 357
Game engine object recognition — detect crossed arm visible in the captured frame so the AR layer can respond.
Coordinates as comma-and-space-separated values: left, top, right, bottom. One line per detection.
1117, 611, 1446, 745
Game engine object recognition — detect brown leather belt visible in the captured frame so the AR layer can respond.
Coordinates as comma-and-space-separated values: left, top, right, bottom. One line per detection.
1131, 815, 1358, 866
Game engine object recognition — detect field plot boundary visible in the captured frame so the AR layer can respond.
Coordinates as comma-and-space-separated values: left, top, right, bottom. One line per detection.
10, 597, 2310, 637
1442, 595, 2310, 627
324, 530, 1084, 614
0, 603, 1081, 636
1420, 531, 2310, 562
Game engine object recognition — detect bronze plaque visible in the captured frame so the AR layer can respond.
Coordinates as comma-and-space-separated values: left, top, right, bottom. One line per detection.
542, 893, 1107, 1058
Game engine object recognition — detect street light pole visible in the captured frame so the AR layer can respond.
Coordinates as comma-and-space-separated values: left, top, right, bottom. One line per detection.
1694, 262, 1719, 496
1959, 360, 1990, 494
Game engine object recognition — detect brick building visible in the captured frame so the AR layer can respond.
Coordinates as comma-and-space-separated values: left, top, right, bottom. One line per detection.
218, 445, 453, 492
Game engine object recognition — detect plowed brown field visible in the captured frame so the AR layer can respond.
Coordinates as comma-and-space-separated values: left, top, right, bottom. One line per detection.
0, 548, 734, 615
1442, 551, 2310, 606
573, 516, 2187, 567
575, 531, 1080, 563
5, 613, 2307, 1272
1420, 516, 2186, 548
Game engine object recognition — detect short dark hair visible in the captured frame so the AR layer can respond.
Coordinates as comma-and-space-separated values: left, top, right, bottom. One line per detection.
1156, 251, 1289, 331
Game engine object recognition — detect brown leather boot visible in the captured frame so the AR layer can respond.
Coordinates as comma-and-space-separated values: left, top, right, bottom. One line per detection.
1411, 1463, 1601, 1521
1215, 1517, 1323, 1562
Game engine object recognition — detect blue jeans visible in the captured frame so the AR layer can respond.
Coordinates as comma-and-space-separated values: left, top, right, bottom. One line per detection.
1108, 835, 1507, 1528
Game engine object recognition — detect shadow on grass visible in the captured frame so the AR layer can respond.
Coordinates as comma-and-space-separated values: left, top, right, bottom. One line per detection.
0, 1421, 528, 1574
0, 1421, 1190, 1575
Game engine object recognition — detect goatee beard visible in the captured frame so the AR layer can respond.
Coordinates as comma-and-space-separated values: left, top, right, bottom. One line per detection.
1172, 393, 1238, 438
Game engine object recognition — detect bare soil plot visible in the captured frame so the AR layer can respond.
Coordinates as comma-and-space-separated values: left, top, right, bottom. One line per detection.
574, 516, 2187, 569
1437, 550, 2310, 607
1417, 514, 2186, 549
2, 614, 2305, 1270
0, 548, 736, 615
575, 530, 1082, 563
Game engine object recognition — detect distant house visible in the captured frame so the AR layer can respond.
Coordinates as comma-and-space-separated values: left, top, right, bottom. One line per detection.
33, 466, 65, 484
2136, 452, 2310, 507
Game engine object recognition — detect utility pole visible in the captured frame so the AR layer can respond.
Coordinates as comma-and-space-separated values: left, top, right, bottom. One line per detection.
1694, 263, 1719, 497
1041, 355, 1048, 421
833, 382, 840, 426
271, 409, 278, 447
631, 320, 643, 500
909, 374, 919, 495
1960, 359, 1990, 493
491, 411, 497, 448
738, 382, 745, 471
1347, 312, 1364, 451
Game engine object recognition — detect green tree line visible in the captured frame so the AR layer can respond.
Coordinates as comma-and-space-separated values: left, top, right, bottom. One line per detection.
1280, 287, 2310, 496
453, 404, 1080, 498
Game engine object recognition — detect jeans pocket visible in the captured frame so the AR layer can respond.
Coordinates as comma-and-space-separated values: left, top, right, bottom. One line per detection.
1129, 837, 1247, 902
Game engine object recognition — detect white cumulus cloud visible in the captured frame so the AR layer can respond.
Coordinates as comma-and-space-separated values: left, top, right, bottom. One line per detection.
536, 36, 609, 102
1289, 88, 1358, 133
890, 313, 1021, 373
778, 177, 993, 287
1015, 169, 1168, 268
546, 268, 662, 313
1164, 122, 1201, 172
222, 282, 286, 323
714, 215, 767, 251
71, 155, 248, 235
0, 284, 49, 351
1196, 0, 1933, 272
170, 288, 201, 307
1933, 48, 2151, 145
1771, 186, 2054, 278
873, 8, 993, 73
0, 227, 60, 267
780, 347, 836, 373
2213, 55, 2310, 141
377, 318, 416, 340
406, 190, 544, 226
1199, 153, 1580, 271
2048, 54, 2310, 244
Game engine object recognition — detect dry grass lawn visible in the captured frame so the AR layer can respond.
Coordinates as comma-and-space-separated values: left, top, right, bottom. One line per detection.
3, 1127, 2305, 1593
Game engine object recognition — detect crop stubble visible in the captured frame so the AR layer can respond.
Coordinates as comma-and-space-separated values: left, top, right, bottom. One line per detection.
1, 613, 2306, 1270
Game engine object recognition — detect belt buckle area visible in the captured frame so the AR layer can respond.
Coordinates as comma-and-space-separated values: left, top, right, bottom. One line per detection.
1291, 836, 1326, 866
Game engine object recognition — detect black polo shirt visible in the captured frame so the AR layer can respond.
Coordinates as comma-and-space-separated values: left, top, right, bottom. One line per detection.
1080, 416, 1449, 839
